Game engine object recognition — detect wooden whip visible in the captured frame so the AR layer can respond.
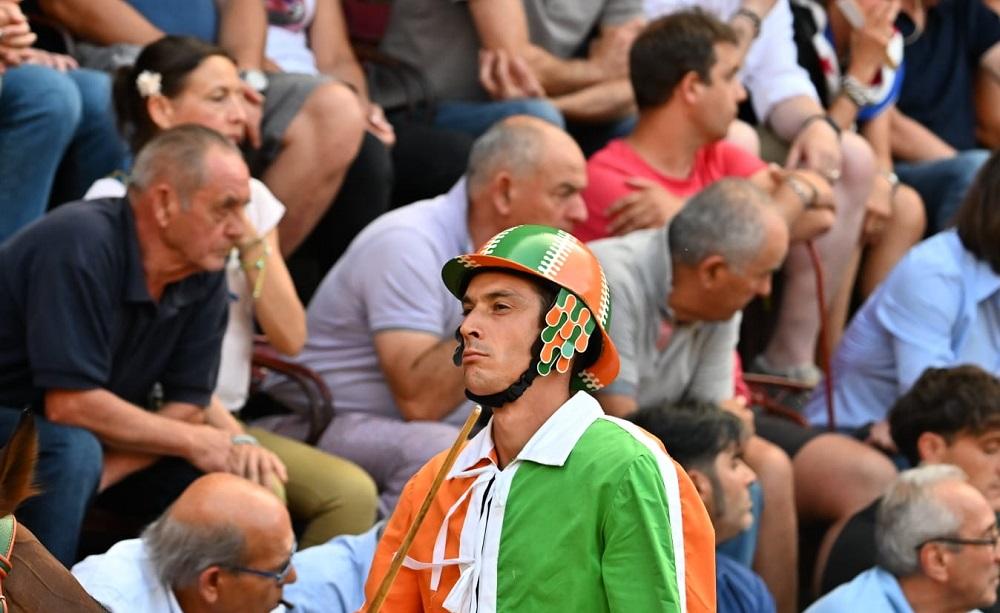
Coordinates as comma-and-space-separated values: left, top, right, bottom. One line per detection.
368, 405, 483, 613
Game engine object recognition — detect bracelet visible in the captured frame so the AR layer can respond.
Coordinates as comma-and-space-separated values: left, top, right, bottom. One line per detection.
733, 8, 762, 39
798, 113, 842, 140
231, 433, 260, 446
242, 240, 272, 300
237, 235, 265, 254
785, 173, 819, 209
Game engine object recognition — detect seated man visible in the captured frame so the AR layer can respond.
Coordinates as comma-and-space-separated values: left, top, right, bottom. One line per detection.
807, 464, 1000, 613
373, 0, 644, 150
262, 116, 588, 515
631, 404, 777, 613
73, 473, 297, 612
39, 0, 370, 260
363, 225, 715, 612
817, 365, 1000, 613
804, 150, 1000, 431
0, 126, 281, 565
590, 178, 897, 612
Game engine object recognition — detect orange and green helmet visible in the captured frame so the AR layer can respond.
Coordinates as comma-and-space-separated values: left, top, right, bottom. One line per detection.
441, 224, 620, 392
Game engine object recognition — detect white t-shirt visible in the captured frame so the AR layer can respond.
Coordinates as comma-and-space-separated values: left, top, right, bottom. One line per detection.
84, 177, 286, 410
265, 0, 320, 74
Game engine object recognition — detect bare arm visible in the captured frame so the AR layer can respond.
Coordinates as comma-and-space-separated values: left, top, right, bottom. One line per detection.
309, 0, 368, 97
240, 228, 306, 356
373, 330, 467, 421
37, 0, 162, 44
550, 78, 635, 122
216, 0, 267, 69
45, 388, 232, 472
596, 393, 637, 418
468, 0, 637, 96
976, 68, 1000, 148
888, 107, 956, 162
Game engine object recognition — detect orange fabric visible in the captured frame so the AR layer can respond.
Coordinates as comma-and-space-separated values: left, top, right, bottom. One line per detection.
673, 458, 717, 613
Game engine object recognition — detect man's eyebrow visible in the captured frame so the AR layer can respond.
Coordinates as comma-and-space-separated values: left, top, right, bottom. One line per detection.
462, 289, 527, 303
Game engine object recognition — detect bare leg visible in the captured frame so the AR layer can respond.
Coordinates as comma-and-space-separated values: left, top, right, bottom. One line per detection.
266, 81, 366, 256
745, 435, 799, 613
763, 132, 874, 372
725, 119, 761, 157
858, 185, 926, 297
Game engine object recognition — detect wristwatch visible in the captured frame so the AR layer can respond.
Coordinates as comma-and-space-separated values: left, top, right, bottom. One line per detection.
240, 68, 270, 94
840, 74, 875, 108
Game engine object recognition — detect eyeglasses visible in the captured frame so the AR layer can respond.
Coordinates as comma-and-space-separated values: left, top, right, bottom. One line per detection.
915, 533, 1000, 551
223, 556, 294, 584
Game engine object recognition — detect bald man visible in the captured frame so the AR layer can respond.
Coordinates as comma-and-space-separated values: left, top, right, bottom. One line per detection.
261, 115, 590, 515
73, 473, 297, 613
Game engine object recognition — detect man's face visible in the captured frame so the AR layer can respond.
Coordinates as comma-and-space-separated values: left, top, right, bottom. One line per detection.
162, 148, 249, 272
214, 518, 297, 613
693, 42, 747, 142
504, 133, 589, 231
936, 482, 1000, 610
939, 429, 1000, 511
700, 216, 788, 321
459, 272, 546, 397
705, 442, 757, 542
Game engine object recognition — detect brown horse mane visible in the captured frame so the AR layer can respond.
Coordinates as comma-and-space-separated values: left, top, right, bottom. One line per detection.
0, 412, 39, 519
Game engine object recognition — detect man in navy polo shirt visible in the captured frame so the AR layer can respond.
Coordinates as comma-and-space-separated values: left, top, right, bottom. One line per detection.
0, 125, 249, 565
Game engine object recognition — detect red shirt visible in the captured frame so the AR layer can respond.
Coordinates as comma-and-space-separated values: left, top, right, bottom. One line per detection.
577, 139, 767, 242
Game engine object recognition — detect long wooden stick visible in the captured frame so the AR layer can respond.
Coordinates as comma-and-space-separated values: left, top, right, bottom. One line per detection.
368, 405, 483, 613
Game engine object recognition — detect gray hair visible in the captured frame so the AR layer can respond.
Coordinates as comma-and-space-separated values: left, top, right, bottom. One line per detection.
465, 118, 545, 194
129, 124, 239, 209
876, 464, 968, 577
668, 178, 772, 269
142, 512, 246, 589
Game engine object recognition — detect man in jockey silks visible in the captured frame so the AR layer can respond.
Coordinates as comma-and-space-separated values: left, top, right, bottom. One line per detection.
361, 225, 716, 612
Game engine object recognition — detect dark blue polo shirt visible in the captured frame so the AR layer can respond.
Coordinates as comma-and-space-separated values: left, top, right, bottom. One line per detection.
0, 198, 228, 413
895, 0, 1000, 150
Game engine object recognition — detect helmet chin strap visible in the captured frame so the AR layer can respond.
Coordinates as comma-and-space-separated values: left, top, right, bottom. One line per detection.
454, 329, 544, 409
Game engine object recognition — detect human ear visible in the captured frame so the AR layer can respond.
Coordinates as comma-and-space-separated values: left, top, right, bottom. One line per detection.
492, 173, 514, 216
697, 255, 728, 288
688, 468, 714, 513
146, 95, 176, 130
917, 432, 948, 464
198, 566, 223, 604
679, 70, 704, 105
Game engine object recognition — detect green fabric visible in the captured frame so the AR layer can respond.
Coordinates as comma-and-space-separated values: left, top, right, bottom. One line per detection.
0, 514, 14, 575
495, 419, 682, 612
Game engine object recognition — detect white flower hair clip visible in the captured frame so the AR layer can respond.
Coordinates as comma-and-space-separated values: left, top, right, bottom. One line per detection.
136, 70, 162, 98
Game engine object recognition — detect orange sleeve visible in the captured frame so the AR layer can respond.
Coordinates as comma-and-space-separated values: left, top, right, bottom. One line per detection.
674, 458, 717, 613
359, 475, 425, 613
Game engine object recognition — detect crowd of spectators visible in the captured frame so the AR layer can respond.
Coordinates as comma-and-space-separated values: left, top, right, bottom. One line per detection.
1, 0, 999, 610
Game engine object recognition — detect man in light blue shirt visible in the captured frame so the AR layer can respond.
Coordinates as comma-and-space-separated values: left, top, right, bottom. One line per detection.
805, 152, 1000, 431
807, 464, 1000, 613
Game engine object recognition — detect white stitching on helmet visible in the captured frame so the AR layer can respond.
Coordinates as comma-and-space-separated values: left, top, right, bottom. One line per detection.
537, 230, 574, 279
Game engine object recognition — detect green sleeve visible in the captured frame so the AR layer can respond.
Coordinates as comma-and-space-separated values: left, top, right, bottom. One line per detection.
601, 453, 683, 612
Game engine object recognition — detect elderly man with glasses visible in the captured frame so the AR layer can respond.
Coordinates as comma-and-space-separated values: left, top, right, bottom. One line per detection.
807, 464, 1000, 613
73, 473, 297, 613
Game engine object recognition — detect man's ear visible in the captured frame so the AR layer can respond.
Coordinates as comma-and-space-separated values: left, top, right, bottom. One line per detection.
490, 172, 515, 217
146, 95, 175, 131
688, 468, 715, 514
197, 566, 224, 604
696, 254, 728, 289
150, 184, 176, 228
917, 431, 949, 464
678, 70, 704, 106
918, 542, 950, 583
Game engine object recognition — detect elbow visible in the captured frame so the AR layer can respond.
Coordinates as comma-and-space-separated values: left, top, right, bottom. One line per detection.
269, 323, 307, 357
395, 395, 436, 422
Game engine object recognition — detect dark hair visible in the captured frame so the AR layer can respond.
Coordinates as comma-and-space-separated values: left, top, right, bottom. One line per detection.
629, 9, 739, 110
113, 35, 235, 152
953, 150, 1000, 275
629, 402, 745, 472
889, 365, 1000, 466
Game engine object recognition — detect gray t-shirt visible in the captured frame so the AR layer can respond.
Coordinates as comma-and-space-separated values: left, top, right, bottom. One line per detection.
589, 227, 738, 407
372, 0, 643, 109
264, 181, 474, 424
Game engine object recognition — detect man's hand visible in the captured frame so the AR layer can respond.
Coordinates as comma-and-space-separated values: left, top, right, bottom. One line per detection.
785, 117, 843, 181
18, 48, 78, 71
606, 177, 685, 235
187, 425, 237, 474
366, 102, 396, 147
864, 420, 897, 454
0, 0, 35, 70
861, 173, 893, 244
228, 442, 288, 487
240, 81, 264, 149
770, 166, 837, 241
720, 397, 756, 435
588, 18, 644, 81
479, 48, 545, 100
